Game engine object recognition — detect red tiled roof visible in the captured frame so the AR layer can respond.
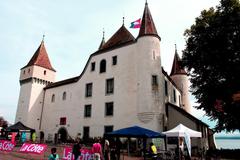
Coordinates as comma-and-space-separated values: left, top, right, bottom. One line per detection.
170, 51, 187, 76
138, 2, 159, 39
23, 41, 56, 71
101, 25, 135, 50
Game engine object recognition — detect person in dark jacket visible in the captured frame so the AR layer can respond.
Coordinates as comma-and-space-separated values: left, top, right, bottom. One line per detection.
72, 138, 81, 160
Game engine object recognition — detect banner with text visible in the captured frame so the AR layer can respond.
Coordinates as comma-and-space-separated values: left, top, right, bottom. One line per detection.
62, 147, 94, 160
19, 143, 47, 154
0, 140, 15, 152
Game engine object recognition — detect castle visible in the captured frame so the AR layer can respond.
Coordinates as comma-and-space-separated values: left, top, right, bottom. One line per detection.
15, 2, 214, 149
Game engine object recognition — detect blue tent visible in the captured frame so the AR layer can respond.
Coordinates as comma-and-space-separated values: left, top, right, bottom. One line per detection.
104, 126, 166, 160
104, 126, 165, 138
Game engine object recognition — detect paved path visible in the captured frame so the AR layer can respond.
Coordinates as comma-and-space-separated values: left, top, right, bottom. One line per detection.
0, 152, 26, 160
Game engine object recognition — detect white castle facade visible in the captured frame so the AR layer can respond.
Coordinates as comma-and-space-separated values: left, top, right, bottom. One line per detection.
15, 2, 214, 149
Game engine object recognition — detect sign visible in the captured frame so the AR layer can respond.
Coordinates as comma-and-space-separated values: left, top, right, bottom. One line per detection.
184, 132, 191, 157
62, 147, 94, 160
0, 140, 15, 152
19, 143, 47, 154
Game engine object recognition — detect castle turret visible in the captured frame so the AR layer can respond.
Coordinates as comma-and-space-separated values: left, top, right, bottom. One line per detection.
15, 38, 56, 130
98, 30, 106, 50
135, 2, 164, 131
170, 45, 191, 113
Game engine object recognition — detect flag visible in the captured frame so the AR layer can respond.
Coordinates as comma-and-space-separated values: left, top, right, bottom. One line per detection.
130, 18, 141, 28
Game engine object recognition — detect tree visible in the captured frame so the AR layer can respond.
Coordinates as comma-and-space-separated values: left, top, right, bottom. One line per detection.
182, 0, 240, 132
0, 116, 8, 128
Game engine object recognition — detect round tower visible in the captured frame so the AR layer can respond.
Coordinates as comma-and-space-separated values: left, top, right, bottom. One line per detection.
15, 38, 56, 130
135, 2, 165, 131
170, 45, 191, 113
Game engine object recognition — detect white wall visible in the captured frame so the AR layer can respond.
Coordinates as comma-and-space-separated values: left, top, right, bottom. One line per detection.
171, 75, 191, 113
41, 36, 169, 140
16, 65, 55, 130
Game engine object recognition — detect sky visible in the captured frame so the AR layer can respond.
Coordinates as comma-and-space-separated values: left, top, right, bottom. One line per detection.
1, 0, 238, 137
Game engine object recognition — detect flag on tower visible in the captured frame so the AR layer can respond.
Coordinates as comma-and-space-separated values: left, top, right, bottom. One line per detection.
130, 18, 141, 28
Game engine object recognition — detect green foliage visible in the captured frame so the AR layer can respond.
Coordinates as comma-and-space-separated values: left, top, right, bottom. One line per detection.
182, 0, 240, 132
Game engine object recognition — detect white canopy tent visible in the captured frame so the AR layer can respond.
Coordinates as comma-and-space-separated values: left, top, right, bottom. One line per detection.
163, 124, 202, 137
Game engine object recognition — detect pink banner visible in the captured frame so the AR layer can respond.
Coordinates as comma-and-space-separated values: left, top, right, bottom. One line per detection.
62, 147, 93, 160
0, 140, 15, 152
19, 143, 47, 154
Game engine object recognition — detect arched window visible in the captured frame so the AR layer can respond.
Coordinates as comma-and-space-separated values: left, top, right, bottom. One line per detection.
100, 59, 106, 73
51, 94, 55, 102
62, 92, 66, 100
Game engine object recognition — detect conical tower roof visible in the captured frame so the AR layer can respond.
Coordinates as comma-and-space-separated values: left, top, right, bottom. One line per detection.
23, 40, 55, 71
98, 38, 105, 50
170, 47, 187, 76
102, 25, 135, 50
98, 30, 106, 50
138, 2, 159, 39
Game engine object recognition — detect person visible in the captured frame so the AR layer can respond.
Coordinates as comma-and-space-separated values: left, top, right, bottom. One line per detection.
48, 147, 59, 160
32, 132, 36, 142
72, 138, 81, 160
104, 139, 110, 160
92, 138, 103, 160
115, 138, 122, 160
149, 142, 157, 159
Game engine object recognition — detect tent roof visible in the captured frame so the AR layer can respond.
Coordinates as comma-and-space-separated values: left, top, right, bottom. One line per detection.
6, 121, 35, 132
105, 126, 165, 138
163, 124, 201, 137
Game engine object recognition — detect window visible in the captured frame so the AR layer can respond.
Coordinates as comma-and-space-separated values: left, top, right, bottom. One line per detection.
112, 56, 117, 65
60, 117, 66, 125
91, 62, 95, 71
173, 89, 176, 102
84, 105, 92, 117
85, 83, 92, 97
28, 69, 31, 73
100, 59, 106, 73
152, 51, 156, 60
83, 126, 90, 139
62, 92, 66, 100
152, 75, 158, 86
179, 95, 181, 107
51, 94, 55, 102
105, 102, 114, 116
44, 70, 46, 75
106, 78, 114, 94
165, 80, 168, 96
104, 125, 113, 133
23, 70, 25, 74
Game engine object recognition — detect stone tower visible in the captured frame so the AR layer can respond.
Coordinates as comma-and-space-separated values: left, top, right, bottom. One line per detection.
170, 46, 191, 113
15, 39, 56, 130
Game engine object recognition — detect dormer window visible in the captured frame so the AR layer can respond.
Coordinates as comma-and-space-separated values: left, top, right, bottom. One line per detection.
100, 59, 106, 73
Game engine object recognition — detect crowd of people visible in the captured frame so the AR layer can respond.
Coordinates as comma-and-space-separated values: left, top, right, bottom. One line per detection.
47, 137, 161, 160
48, 137, 123, 160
